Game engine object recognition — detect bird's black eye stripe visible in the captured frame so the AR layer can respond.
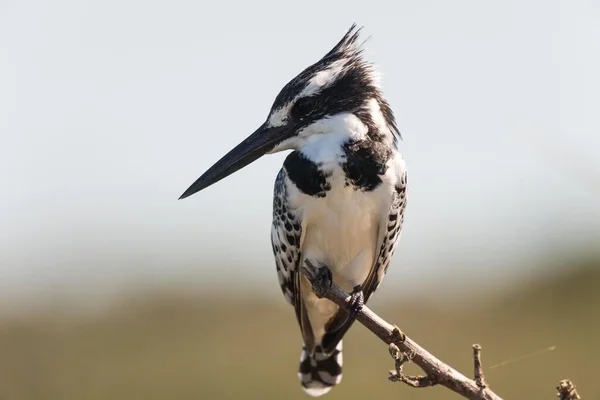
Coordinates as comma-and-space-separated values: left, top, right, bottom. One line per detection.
291, 96, 317, 119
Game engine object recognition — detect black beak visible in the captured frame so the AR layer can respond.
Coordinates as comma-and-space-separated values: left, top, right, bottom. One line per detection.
179, 122, 290, 199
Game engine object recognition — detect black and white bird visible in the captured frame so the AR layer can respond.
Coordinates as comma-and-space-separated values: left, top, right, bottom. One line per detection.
180, 24, 407, 397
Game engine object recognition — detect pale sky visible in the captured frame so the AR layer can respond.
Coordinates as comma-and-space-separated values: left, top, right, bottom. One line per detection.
1, 0, 599, 305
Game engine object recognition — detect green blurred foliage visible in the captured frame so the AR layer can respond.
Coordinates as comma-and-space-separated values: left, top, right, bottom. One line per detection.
0, 263, 598, 400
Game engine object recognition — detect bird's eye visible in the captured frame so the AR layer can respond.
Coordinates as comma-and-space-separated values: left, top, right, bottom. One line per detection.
291, 96, 316, 119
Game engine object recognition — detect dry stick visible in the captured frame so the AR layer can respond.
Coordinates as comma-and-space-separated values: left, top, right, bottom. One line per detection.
473, 344, 488, 388
300, 265, 503, 400
556, 380, 581, 400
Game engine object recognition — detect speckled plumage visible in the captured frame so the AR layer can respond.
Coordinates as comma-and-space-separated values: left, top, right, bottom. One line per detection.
264, 25, 408, 397
271, 149, 406, 395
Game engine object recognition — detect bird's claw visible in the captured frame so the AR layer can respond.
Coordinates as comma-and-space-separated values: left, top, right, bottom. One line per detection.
303, 260, 332, 298
348, 285, 364, 320
312, 266, 333, 298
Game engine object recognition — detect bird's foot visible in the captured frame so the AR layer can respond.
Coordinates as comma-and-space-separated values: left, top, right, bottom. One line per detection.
348, 285, 364, 320
303, 260, 332, 298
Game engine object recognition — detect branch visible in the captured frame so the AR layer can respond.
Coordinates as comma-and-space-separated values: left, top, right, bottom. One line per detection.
300, 263, 503, 400
473, 344, 488, 388
556, 379, 581, 400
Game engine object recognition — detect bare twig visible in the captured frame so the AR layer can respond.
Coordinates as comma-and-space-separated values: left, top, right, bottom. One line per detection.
387, 341, 433, 387
556, 379, 581, 400
473, 344, 488, 388
300, 264, 503, 400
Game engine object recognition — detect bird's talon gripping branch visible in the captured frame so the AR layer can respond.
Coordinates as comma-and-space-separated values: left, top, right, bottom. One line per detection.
314, 267, 333, 298
303, 260, 333, 298
348, 284, 364, 320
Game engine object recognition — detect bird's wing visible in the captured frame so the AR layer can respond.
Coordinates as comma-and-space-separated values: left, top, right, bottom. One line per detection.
271, 168, 317, 350
320, 168, 407, 354
362, 168, 407, 297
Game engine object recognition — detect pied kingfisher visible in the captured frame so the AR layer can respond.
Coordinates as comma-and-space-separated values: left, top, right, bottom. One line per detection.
180, 24, 407, 397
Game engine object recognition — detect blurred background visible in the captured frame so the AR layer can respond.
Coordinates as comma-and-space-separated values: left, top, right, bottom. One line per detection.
1, 0, 599, 398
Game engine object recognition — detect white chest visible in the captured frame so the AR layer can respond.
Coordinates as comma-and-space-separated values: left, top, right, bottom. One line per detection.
287, 162, 393, 291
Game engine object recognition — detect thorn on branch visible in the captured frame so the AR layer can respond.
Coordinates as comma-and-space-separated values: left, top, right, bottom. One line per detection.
556, 379, 581, 400
473, 344, 488, 388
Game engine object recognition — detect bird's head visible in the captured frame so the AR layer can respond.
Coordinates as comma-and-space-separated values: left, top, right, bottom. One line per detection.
180, 24, 399, 200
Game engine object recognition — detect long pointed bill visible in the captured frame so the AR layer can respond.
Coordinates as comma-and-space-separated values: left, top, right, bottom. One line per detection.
179, 122, 290, 199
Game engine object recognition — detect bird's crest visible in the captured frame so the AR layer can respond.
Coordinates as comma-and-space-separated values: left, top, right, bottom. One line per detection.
323, 23, 366, 60
270, 25, 378, 115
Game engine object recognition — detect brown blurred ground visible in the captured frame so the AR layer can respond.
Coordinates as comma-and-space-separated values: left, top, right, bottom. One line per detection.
0, 263, 598, 400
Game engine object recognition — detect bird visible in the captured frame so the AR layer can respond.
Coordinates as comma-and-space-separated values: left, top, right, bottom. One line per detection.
179, 24, 407, 397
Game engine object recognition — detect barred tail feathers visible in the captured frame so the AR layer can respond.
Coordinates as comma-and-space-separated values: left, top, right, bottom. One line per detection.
298, 341, 343, 397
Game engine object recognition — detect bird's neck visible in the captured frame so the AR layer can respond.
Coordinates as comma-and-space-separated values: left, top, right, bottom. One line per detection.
300, 129, 358, 167
298, 103, 397, 168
